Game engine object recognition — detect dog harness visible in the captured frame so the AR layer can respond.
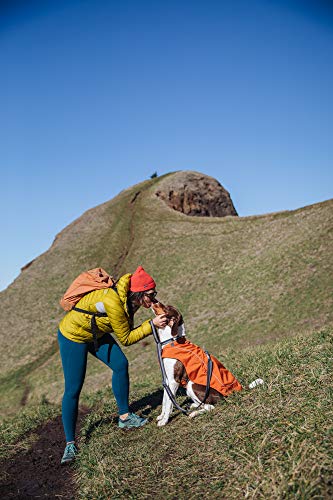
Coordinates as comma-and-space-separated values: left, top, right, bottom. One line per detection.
161, 338, 242, 397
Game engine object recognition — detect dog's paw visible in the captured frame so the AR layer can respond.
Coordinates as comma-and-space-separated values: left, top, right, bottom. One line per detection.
157, 419, 169, 427
156, 414, 164, 421
190, 403, 200, 409
189, 405, 215, 419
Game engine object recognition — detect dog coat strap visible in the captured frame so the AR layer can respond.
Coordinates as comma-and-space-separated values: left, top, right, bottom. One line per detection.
201, 351, 213, 404
160, 336, 183, 348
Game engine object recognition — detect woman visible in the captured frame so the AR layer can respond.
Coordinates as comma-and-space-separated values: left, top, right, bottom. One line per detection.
58, 266, 167, 464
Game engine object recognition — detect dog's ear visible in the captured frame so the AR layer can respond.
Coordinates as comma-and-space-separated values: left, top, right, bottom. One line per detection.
170, 311, 182, 337
164, 305, 183, 336
171, 318, 179, 337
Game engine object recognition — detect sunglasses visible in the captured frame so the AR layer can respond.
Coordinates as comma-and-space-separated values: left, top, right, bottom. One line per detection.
144, 291, 158, 300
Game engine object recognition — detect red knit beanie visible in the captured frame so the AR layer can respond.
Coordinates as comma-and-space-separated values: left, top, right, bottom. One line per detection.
130, 266, 156, 292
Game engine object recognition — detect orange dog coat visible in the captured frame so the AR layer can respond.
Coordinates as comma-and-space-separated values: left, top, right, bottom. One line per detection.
162, 338, 242, 396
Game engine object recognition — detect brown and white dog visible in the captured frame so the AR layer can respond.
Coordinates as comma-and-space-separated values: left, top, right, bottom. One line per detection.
152, 302, 234, 426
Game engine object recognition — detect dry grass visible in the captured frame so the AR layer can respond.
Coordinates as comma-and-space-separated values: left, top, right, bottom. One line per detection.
74, 329, 332, 499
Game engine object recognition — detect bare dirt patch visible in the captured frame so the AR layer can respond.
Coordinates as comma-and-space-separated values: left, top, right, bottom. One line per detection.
0, 409, 88, 499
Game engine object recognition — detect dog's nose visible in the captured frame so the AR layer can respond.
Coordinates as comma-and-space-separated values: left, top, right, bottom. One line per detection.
151, 302, 160, 313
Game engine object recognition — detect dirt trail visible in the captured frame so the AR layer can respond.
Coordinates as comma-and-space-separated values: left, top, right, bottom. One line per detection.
1, 410, 88, 499
113, 190, 142, 276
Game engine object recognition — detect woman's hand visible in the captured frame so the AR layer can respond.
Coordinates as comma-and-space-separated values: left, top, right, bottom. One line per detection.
152, 314, 168, 328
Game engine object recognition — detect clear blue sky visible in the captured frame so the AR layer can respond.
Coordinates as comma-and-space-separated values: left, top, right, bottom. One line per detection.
1, 0, 332, 291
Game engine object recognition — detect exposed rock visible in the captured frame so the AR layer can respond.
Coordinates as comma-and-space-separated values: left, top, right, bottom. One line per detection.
155, 171, 238, 217
21, 258, 36, 271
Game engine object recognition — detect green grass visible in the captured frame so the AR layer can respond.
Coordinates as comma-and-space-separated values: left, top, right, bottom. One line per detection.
74, 328, 332, 499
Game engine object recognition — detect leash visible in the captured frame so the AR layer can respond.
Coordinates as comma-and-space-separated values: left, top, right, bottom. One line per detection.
150, 321, 189, 414
150, 321, 214, 414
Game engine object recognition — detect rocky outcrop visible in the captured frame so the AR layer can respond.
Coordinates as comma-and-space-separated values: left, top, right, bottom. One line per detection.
155, 171, 238, 217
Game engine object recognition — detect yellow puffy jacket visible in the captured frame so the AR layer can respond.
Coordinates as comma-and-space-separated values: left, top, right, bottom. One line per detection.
59, 273, 152, 345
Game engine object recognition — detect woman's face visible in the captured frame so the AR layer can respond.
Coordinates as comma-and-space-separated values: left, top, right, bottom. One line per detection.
142, 290, 158, 308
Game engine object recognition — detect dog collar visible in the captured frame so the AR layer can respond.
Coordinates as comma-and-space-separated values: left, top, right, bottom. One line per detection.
160, 336, 184, 348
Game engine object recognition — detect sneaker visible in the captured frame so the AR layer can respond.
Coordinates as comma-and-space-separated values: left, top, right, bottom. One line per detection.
61, 442, 78, 465
118, 412, 148, 430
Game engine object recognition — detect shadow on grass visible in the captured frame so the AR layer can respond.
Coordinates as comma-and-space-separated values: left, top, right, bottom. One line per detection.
82, 387, 199, 442
83, 388, 165, 442
131, 388, 164, 414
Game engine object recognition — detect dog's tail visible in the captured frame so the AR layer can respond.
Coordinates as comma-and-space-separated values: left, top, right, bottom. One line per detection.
248, 378, 264, 389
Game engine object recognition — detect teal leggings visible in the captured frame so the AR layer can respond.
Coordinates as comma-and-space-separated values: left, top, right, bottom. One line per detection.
58, 330, 129, 442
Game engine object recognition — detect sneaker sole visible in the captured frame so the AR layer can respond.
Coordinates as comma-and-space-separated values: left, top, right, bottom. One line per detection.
118, 421, 148, 431
61, 457, 76, 465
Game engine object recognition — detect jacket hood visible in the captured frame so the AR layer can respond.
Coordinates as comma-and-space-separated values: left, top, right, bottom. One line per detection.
116, 273, 131, 314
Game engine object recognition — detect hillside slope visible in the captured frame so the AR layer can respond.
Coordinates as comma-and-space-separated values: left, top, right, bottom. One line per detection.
0, 171, 332, 417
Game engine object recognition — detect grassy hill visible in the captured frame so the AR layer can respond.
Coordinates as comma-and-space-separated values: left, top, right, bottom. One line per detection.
0, 171, 332, 415
0, 171, 332, 498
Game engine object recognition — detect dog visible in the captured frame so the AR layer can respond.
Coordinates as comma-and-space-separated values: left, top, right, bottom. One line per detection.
152, 302, 250, 426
